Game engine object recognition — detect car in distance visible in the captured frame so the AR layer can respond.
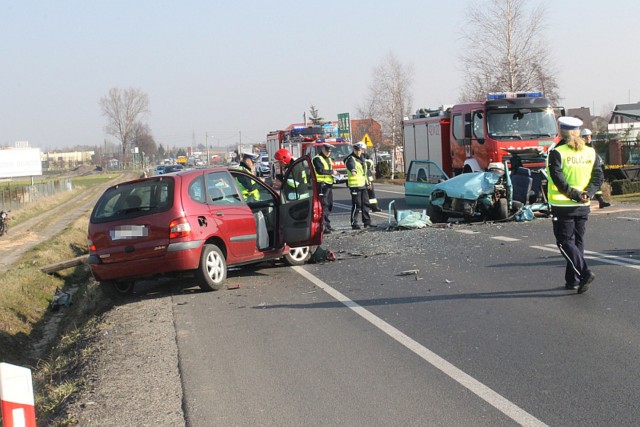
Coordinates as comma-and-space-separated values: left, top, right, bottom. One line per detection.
257, 154, 270, 177
87, 157, 322, 296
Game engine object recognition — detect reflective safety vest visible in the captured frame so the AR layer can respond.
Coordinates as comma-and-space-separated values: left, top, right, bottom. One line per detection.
347, 156, 367, 187
313, 155, 334, 184
547, 144, 596, 207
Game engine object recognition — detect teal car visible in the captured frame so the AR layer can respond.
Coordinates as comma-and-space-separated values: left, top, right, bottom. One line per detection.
404, 160, 449, 207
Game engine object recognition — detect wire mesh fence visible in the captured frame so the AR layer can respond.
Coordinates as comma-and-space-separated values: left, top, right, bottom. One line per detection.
0, 178, 73, 211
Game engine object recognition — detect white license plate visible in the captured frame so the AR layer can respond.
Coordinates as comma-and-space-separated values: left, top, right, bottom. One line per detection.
110, 225, 148, 240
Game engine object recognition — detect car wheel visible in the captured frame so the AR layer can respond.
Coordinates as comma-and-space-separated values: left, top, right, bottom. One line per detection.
496, 198, 509, 220
284, 246, 312, 266
196, 244, 227, 291
101, 280, 135, 298
427, 201, 448, 223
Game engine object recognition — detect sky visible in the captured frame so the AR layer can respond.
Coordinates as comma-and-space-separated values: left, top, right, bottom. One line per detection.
2, 0, 640, 152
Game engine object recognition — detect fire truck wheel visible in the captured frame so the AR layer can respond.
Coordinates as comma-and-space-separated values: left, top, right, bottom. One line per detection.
284, 246, 312, 266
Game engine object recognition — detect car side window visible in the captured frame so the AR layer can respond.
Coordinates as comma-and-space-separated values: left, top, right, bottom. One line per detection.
281, 160, 313, 202
473, 111, 485, 141
188, 175, 206, 204
206, 171, 243, 205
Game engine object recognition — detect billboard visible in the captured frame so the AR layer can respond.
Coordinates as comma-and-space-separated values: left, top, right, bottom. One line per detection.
0, 148, 43, 178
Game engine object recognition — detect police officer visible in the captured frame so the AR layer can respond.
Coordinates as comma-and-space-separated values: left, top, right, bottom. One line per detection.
238, 152, 257, 174
580, 128, 611, 208
547, 117, 604, 294
312, 143, 337, 233
235, 153, 260, 201
345, 141, 372, 229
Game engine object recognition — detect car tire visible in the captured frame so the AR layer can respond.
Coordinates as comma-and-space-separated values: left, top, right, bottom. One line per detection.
196, 244, 227, 291
427, 201, 448, 223
496, 198, 509, 220
284, 246, 312, 266
100, 280, 135, 298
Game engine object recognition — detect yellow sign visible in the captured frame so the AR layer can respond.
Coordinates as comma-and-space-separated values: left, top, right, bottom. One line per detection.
362, 133, 373, 147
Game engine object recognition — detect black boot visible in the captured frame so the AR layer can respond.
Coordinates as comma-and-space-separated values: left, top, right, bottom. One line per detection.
596, 194, 610, 208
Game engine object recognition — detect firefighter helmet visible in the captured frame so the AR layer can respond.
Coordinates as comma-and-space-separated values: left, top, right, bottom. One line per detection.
274, 148, 293, 164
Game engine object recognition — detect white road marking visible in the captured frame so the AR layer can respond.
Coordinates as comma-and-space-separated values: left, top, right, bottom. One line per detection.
617, 217, 640, 221
455, 229, 480, 234
293, 266, 548, 427
491, 236, 521, 242
531, 245, 640, 270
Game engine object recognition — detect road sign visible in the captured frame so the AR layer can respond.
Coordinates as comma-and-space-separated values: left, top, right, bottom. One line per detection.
338, 113, 351, 141
362, 133, 373, 147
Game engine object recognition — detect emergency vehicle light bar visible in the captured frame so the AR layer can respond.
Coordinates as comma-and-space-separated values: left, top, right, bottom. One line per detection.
486, 91, 543, 100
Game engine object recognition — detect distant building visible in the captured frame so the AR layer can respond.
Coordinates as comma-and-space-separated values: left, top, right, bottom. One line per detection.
566, 107, 593, 129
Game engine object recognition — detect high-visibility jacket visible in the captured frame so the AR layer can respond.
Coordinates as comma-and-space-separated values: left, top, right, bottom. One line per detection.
313, 155, 334, 184
547, 144, 596, 207
235, 164, 261, 201
346, 154, 367, 188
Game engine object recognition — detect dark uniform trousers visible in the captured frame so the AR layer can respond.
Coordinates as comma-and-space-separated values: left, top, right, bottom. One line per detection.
350, 187, 371, 226
320, 183, 333, 229
552, 215, 591, 286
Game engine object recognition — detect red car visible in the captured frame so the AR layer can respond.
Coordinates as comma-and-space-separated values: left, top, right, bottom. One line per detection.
88, 157, 322, 296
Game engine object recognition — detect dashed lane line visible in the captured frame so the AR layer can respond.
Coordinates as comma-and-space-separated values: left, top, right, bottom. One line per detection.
531, 245, 640, 270
293, 266, 548, 427
491, 236, 521, 242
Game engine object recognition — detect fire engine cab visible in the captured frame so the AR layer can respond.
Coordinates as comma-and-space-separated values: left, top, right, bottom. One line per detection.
404, 91, 561, 176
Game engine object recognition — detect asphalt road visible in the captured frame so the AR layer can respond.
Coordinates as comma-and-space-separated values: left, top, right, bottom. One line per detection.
173, 183, 640, 426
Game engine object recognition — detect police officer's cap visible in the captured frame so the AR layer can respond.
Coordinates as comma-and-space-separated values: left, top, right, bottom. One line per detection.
580, 128, 592, 137
242, 152, 258, 161
558, 116, 583, 130
353, 141, 367, 150
322, 143, 335, 151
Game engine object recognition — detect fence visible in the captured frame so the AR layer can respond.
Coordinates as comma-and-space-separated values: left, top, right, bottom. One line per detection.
0, 178, 73, 211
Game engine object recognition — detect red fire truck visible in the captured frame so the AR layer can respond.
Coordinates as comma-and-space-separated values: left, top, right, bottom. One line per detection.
266, 126, 351, 183
403, 92, 561, 176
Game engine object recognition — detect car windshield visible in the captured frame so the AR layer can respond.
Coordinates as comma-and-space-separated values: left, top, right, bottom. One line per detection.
486, 108, 557, 140
329, 144, 352, 161
91, 178, 174, 223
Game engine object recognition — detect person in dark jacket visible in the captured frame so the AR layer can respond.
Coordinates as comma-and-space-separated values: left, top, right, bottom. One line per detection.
547, 117, 604, 294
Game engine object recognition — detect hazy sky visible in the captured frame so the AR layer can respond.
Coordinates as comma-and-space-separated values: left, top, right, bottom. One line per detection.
2, 0, 639, 151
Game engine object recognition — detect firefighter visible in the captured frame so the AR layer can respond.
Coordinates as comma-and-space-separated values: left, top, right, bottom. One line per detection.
364, 154, 382, 212
273, 148, 307, 197
580, 128, 611, 208
345, 141, 372, 229
547, 117, 604, 294
312, 143, 337, 233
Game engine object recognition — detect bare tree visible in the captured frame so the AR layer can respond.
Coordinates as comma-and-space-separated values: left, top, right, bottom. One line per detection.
459, 0, 559, 104
99, 87, 150, 166
364, 52, 413, 179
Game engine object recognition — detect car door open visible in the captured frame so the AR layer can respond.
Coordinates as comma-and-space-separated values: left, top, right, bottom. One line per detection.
279, 156, 322, 247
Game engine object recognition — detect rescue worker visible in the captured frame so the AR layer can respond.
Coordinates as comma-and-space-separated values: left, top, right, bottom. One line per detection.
273, 148, 308, 197
235, 153, 260, 201
312, 143, 337, 233
364, 154, 382, 212
581, 128, 611, 208
345, 141, 372, 229
547, 117, 604, 294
